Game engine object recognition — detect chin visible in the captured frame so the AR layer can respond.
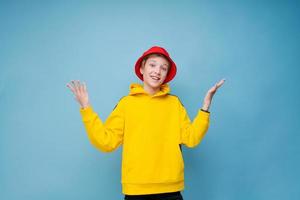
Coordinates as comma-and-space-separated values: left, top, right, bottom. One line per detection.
152, 81, 164, 87
146, 82, 161, 89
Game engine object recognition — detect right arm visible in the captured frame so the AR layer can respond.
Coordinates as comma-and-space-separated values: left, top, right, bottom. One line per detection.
67, 80, 125, 152
79, 103, 125, 152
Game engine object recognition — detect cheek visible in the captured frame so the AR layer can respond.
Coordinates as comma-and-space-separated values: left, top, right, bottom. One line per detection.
159, 72, 167, 81
162, 70, 168, 77
144, 66, 152, 73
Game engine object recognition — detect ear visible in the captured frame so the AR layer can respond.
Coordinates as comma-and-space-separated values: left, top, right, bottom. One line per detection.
140, 61, 145, 75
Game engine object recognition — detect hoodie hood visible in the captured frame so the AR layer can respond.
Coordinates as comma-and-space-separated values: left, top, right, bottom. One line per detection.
129, 83, 170, 97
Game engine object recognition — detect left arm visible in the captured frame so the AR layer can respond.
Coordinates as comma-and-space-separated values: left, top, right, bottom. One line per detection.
180, 78, 226, 148
201, 79, 226, 111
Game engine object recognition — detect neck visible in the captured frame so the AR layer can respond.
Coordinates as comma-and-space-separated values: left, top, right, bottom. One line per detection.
143, 83, 160, 96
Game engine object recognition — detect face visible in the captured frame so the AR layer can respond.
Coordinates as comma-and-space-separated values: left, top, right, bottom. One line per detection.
140, 54, 170, 90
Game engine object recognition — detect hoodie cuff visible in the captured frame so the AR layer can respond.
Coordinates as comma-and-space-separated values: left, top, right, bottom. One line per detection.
199, 109, 210, 120
79, 105, 94, 121
200, 108, 210, 113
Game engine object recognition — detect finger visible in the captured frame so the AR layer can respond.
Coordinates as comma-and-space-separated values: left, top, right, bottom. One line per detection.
66, 83, 75, 93
83, 81, 87, 92
216, 79, 225, 88
79, 83, 84, 93
208, 85, 217, 94
74, 80, 80, 93
75, 80, 80, 88
77, 81, 83, 93
68, 81, 78, 93
71, 80, 77, 91
213, 84, 218, 92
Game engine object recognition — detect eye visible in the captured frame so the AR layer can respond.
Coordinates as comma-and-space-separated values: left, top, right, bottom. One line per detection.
150, 64, 155, 67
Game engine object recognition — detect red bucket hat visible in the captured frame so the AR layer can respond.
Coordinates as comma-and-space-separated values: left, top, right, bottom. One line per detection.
134, 46, 177, 84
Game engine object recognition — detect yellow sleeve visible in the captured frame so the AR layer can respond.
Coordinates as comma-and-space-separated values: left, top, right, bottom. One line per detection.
79, 99, 125, 153
179, 102, 210, 148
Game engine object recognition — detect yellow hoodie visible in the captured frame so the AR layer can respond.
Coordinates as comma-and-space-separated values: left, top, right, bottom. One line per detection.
79, 83, 210, 195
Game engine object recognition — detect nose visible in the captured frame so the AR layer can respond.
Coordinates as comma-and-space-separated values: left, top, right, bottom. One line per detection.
154, 66, 161, 75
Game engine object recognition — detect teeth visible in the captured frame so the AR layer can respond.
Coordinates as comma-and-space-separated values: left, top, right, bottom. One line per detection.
151, 76, 160, 80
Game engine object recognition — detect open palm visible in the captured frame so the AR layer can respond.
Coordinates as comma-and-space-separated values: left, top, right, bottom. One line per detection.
66, 80, 90, 109
202, 78, 225, 110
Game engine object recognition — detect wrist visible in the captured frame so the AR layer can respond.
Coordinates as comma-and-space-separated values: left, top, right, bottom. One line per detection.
81, 103, 90, 109
202, 104, 210, 111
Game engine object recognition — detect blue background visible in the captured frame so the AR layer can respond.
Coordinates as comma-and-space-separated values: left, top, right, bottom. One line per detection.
1, 1, 299, 199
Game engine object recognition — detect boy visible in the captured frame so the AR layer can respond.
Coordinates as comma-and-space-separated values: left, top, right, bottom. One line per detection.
67, 46, 225, 200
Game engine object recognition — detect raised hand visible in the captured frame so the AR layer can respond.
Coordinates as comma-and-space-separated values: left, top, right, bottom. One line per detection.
202, 78, 226, 111
66, 80, 90, 109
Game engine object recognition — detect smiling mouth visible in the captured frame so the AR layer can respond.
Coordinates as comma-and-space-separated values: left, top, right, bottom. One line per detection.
150, 76, 160, 81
